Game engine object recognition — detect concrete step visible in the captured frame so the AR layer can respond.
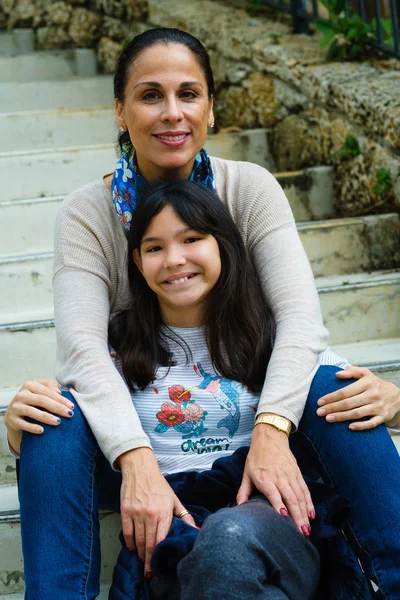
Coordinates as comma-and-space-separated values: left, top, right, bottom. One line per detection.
0, 254, 54, 325
317, 270, 400, 345
0, 49, 97, 83
0, 130, 272, 203
0, 408, 18, 487
298, 213, 399, 277
0, 321, 56, 390
0, 589, 109, 600
0, 52, 74, 82
0, 271, 398, 388
1, 214, 399, 318
0, 30, 34, 56
0, 166, 334, 258
276, 168, 334, 221
0, 483, 119, 596
0, 107, 116, 153
0, 76, 114, 113
0, 196, 61, 258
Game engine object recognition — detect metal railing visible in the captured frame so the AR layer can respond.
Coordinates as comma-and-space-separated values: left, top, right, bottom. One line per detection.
255, 0, 400, 57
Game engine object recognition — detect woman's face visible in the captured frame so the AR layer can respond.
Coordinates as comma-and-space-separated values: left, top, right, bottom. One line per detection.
115, 43, 214, 182
133, 205, 221, 327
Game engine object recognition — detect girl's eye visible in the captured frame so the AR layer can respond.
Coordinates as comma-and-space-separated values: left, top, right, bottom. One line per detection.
185, 237, 201, 244
142, 91, 160, 101
146, 246, 162, 253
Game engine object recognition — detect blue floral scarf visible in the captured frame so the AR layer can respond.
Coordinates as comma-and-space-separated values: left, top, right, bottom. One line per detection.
111, 139, 215, 231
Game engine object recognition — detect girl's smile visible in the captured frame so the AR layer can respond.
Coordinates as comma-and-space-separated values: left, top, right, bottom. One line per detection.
133, 205, 221, 327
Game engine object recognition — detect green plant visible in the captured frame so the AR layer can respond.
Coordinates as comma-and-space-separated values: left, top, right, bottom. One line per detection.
330, 136, 361, 161
268, 33, 281, 45
372, 168, 393, 197
316, 0, 394, 60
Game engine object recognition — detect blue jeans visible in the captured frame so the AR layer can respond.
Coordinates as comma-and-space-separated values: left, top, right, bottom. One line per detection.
19, 366, 400, 599
291, 366, 400, 599
176, 496, 319, 600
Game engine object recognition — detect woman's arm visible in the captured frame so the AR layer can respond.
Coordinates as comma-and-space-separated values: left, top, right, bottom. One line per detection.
53, 183, 152, 466
53, 266, 152, 465
4, 380, 73, 455
316, 366, 400, 430
229, 162, 328, 533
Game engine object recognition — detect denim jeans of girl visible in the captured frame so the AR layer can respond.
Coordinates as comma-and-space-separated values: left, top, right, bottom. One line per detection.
18, 366, 400, 599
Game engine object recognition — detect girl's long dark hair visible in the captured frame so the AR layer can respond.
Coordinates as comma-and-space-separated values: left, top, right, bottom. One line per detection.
108, 181, 273, 393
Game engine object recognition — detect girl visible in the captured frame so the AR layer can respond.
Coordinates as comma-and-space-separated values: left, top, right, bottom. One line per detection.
107, 178, 321, 599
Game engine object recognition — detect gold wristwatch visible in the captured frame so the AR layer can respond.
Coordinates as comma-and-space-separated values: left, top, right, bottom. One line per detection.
253, 413, 293, 436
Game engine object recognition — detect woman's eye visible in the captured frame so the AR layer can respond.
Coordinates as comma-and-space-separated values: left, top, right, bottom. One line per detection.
146, 246, 162, 253
180, 90, 196, 99
142, 91, 160, 101
185, 237, 201, 244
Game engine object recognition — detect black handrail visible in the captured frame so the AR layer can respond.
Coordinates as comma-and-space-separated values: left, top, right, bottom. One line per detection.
254, 0, 400, 58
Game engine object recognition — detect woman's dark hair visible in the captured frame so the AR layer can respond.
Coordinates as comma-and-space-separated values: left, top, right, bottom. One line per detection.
114, 28, 215, 151
108, 180, 273, 393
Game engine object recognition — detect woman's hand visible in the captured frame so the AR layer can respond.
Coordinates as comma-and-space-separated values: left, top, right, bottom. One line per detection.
119, 447, 197, 579
316, 366, 400, 430
4, 380, 75, 454
237, 424, 315, 536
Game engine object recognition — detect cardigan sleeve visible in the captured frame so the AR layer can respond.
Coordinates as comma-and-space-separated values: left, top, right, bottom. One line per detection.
53, 186, 152, 468
235, 162, 329, 427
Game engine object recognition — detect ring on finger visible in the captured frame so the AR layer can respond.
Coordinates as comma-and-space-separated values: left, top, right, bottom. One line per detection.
178, 509, 190, 519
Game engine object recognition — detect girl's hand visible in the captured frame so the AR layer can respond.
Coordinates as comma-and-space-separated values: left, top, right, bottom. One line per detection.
237, 424, 315, 537
316, 366, 400, 431
119, 447, 197, 579
4, 380, 74, 454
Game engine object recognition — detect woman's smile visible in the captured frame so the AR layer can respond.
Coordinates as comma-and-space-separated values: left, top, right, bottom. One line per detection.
153, 131, 191, 147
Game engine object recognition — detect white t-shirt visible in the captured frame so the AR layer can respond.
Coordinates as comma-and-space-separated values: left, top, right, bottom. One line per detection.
113, 326, 259, 475
113, 326, 350, 475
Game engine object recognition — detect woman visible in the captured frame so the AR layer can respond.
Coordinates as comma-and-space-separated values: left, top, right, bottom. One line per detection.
5, 27, 400, 598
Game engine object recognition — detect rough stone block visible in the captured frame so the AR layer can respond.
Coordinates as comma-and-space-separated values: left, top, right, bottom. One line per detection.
46, 1, 72, 27
36, 26, 71, 50
126, 0, 149, 21
102, 16, 127, 41
97, 36, 122, 74
68, 7, 102, 47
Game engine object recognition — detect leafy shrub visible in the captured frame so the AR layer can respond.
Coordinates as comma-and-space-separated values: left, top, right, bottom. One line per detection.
316, 0, 394, 60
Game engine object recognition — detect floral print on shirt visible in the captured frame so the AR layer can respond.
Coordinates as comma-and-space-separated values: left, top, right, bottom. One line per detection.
154, 363, 242, 439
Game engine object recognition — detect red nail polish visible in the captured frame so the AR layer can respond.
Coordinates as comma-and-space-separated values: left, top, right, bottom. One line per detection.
309, 510, 316, 520
301, 524, 311, 537
280, 508, 288, 517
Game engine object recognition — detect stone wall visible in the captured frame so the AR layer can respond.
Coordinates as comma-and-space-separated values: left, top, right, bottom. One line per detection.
0, 0, 149, 73
3, 0, 400, 215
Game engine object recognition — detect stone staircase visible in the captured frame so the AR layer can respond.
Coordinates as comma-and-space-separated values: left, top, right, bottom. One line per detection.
0, 43, 399, 598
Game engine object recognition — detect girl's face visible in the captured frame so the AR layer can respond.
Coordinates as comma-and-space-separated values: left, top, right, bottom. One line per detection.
133, 205, 221, 327
115, 43, 214, 182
